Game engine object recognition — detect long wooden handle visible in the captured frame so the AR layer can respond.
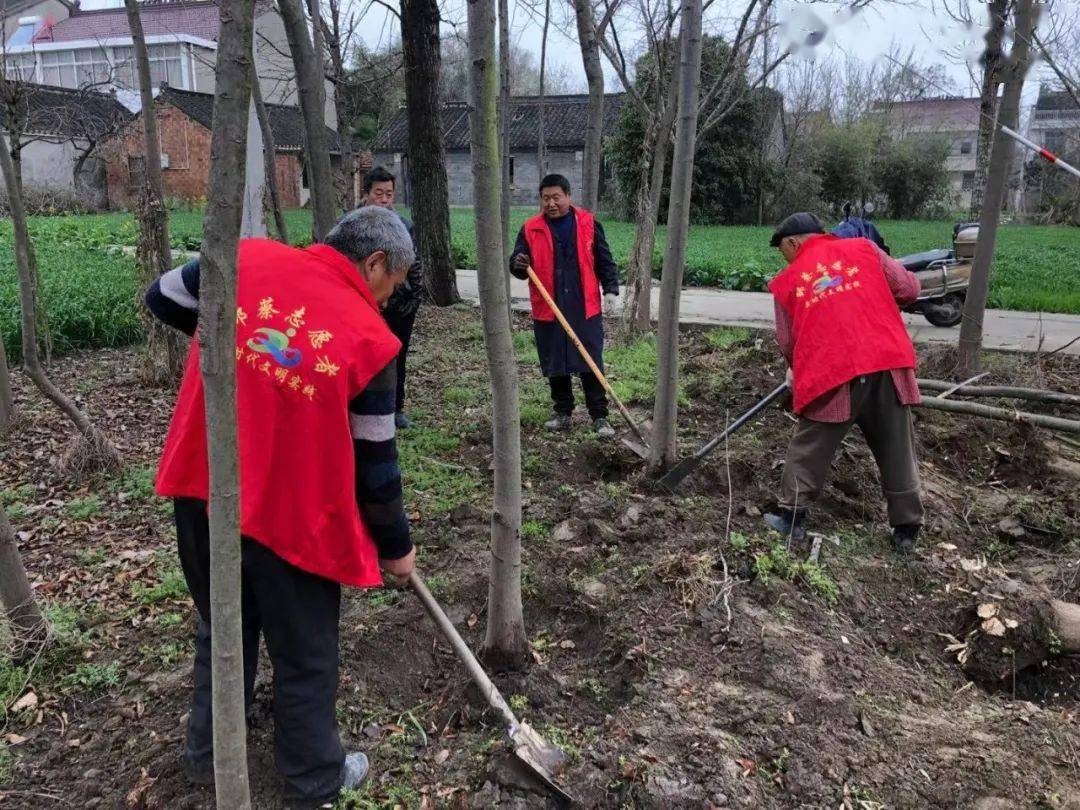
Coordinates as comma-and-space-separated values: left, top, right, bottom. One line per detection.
409, 571, 518, 729
524, 266, 648, 445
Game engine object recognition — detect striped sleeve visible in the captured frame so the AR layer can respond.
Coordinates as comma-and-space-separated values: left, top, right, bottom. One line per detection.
146, 259, 201, 336
350, 360, 412, 560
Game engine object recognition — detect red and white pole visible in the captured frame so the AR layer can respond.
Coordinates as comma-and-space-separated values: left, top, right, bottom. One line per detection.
1001, 125, 1080, 180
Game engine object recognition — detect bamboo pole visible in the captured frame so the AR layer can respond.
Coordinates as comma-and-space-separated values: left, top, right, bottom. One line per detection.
917, 396, 1080, 434
918, 379, 1080, 407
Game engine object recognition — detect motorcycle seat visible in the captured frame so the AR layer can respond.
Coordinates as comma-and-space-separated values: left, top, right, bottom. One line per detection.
899, 248, 953, 272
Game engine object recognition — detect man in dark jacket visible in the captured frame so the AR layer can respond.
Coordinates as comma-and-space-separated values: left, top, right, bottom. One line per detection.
509, 174, 620, 437
362, 166, 423, 429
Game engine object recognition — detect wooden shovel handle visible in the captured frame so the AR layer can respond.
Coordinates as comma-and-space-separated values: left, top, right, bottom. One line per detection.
523, 266, 648, 445
409, 571, 519, 729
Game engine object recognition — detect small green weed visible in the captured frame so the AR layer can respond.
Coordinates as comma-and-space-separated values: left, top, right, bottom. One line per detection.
729, 532, 748, 551
365, 588, 402, 608
0, 484, 34, 505
754, 542, 839, 605
443, 385, 482, 406
5, 502, 28, 521
541, 725, 582, 763
521, 520, 548, 541
509, 694, 529, 714
132, 555, 189, 605
110, 464, 157, 501
65, 495, 103, 520
512, 330, 538, 365
60, 661, 121, 695
156, 612, 184, 629
0, 741, 11, 783
706, 327, 751, 350
75, 547, 107, 567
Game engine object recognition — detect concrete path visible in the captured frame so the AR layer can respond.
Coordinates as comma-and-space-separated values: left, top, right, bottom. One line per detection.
454, 270, 1080, 356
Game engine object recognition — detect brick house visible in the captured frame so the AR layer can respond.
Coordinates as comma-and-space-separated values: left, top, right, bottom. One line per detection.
371, 93, 626, 206
105, 86, 347, 209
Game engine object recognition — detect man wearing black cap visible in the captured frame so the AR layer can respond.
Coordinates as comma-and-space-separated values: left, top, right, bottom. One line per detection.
763, 212, 925, 553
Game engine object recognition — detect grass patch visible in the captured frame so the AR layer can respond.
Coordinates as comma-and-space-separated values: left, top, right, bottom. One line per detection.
132, 553, 189, 605
706, 327, 752, 350
443, 385, 483, 407
521, 520, 549, 541
753, 541, 839, 605
110, 464, 157, 501
396, 425, 473, 514
75, 547, 107, 567
64, 495, 103, 520
512, 329, 539, 365
59, 661, 121, 695
606, 335, 661, 406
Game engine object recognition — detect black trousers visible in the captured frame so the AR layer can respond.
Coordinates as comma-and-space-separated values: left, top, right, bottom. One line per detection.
173, 498, 344, 802
549, 372, 609, 419
385, 310, 416, 413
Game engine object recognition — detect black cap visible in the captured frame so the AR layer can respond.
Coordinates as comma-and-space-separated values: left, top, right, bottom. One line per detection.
770, 212, 825, 247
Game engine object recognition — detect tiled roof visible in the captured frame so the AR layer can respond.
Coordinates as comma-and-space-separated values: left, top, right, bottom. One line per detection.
0, 81, 130, 139
371, 93, 628, 152
1035, 88, 1080, 112
34, 0, 222, 43
158, 85, 341, 153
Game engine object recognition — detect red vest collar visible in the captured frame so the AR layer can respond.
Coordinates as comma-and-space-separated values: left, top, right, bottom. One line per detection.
303, 243, 381, 314
793, 233, 836, 260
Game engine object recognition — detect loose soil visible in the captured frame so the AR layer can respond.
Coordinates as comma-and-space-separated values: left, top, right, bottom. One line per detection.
1, 305, 1079, 809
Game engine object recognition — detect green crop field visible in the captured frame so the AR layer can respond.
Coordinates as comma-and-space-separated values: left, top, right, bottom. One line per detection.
2, 208, 1077, 359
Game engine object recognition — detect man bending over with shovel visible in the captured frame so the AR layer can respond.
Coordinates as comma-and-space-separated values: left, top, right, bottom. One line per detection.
145, 207, 415, 807
509, 173, 620, 437
763, 212, 925, 554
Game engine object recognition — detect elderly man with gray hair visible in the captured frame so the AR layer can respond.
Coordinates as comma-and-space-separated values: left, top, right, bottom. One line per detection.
145, 206, 416, 807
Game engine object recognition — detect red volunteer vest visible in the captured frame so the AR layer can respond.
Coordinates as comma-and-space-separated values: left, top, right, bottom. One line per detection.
768, 234, 916, 414
523, 208, 601, 322
155, 240, 402, 587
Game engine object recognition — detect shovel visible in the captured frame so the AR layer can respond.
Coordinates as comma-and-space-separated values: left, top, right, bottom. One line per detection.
658, 382, 790, 491
523, 265, 651, 458
409, 572, 574, 803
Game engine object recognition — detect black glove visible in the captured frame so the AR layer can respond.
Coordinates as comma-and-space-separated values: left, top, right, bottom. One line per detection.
512, 253, 530, 273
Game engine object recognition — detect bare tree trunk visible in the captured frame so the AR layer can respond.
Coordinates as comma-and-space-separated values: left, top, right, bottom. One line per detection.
0, 503, 45, 654
0, 520, 43, 662
573, 0, 604, 211
648, 0, 703, 471
957, 0, 1037, 376
252, 76, 289, 242
401, 0, 459, 305
970, 0, 1008, 218
200, 0, 256, 803
125, 0, 187, 386
537, 0, 550, 172
0, 340, 14, 434
498, 0, 511, 249
0, 132, 120, 474
623, 74, 678, 335
467, 0, 527, 671
278, 0, 336, 241
916, 395, 1079, 434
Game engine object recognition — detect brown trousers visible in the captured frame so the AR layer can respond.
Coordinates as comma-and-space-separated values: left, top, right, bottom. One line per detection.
780, 372, 924, 527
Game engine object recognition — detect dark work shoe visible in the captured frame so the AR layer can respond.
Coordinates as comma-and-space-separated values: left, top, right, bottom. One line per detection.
763, 508, 807, 542
341, 751, 370, 790
544, 413, 573, 431
593, 417, 616, 438
394, 411, 413, 430
183, 754, 214, 786
288, 753, 369, 809
893, 524, 920, 555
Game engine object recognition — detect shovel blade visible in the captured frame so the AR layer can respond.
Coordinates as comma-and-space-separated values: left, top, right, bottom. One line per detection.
657, 456, 698, 491
620, 436, 650, 458
510, 722, 574, 803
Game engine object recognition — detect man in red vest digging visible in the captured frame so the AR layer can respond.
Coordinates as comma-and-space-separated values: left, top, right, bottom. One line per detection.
763, 212, 925, 554
509, 173, 621, 437
145, 206, 416, 807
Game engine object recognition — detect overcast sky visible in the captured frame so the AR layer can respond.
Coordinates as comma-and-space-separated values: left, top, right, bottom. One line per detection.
350, 0, 1067, 111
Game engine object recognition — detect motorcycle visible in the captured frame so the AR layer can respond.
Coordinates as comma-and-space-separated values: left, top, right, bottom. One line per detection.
833, 204, 974, 328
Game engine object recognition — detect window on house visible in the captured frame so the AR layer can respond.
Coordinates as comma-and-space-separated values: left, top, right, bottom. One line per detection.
7, 19, 40, 48
1044, 130, 1066, 154
113, 44, 185, 90
3, 53, 36, 82
959, 140, 973, 155
39, 47, 111, 88
961, 172, 975, 190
